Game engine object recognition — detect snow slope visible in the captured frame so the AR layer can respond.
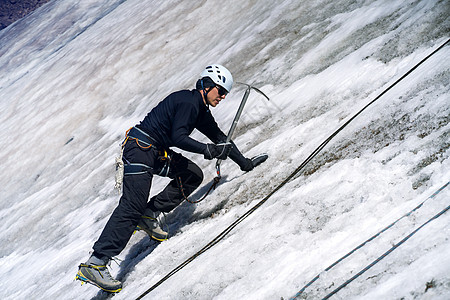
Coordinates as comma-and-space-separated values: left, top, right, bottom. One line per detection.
0, 0, 448, 299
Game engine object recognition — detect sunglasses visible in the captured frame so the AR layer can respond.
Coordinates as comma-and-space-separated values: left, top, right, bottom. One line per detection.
216, 85, 228, 96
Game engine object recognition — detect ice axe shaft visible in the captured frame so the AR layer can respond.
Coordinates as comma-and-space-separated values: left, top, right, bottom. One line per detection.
215, 82, 269, 177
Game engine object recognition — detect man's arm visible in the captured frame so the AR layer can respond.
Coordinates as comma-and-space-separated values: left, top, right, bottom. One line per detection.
196, 112, 265, 170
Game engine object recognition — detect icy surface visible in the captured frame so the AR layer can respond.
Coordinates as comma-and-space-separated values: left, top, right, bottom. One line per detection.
0, 0, 449, 299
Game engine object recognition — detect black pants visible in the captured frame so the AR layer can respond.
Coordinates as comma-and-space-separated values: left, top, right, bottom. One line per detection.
93, 139, 203, 259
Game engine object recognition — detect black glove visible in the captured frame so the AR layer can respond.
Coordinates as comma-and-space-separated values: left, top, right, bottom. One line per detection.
204, 143, 233, 160
240, 153, 268, 171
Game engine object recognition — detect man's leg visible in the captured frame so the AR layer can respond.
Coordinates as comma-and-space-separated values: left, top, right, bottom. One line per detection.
148, 152, 203, 213
92, 141, 156, 258
76, 141, 156, 291
136, 153, 203, 241
92, 171, 152, 258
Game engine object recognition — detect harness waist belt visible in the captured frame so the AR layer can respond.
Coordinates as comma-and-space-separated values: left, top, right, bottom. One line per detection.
128, 127, 159, 147
124, 163, 152, 175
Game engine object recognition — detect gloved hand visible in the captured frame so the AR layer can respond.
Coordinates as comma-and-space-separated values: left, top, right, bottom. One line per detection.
204, 143, 233, 160
240, 153, 268, 171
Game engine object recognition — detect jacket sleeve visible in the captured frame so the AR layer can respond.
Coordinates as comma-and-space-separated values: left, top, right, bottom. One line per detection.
197, 112, 251, 169
228, 140, 252, 170
196, 111, 227, 144
170, 101, 207, 154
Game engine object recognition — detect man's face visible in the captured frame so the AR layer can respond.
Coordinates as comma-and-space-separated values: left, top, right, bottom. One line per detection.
206, 85, 228, 107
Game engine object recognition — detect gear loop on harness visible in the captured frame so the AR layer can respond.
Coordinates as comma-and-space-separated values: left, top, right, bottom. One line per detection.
156, 149, 171, 177
114, 146, 125, 193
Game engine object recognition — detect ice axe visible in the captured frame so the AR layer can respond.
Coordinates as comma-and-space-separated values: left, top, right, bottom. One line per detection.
215, 82, 270, 179
183, 82, 269, 204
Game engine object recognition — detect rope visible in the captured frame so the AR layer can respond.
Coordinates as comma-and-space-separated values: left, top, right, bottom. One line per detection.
290, 181, 449, 299
177, 175, 220, 204
135, 38, 449, 300
322, 203, 450, 299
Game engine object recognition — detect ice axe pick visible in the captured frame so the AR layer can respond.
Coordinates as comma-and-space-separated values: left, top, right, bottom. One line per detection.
215, 82, 270, 178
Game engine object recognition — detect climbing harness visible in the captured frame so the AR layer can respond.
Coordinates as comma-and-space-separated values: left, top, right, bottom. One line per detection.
134, 39, 449, 300
114, 127, 172, 192
114, 127, 154, 192
291, 181, 449, 299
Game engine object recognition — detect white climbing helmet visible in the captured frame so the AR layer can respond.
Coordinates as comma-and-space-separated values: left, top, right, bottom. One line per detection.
200, 64, 233, 93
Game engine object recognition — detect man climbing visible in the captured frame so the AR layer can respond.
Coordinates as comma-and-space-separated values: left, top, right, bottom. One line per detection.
75, 64, 268, 292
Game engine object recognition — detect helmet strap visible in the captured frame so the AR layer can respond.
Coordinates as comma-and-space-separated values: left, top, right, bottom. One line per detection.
201, 79, 211, 111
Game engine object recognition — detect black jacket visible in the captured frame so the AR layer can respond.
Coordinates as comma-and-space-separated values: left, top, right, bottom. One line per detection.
137, 89, 249, 168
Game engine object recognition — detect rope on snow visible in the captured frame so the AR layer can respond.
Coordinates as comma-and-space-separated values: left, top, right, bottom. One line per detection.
322, 202, 450, 299
291, 181, 449, 299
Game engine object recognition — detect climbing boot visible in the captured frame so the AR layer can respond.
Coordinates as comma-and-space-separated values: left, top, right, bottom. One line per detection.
75, 255, 122, 293
136, 208, 168, 241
